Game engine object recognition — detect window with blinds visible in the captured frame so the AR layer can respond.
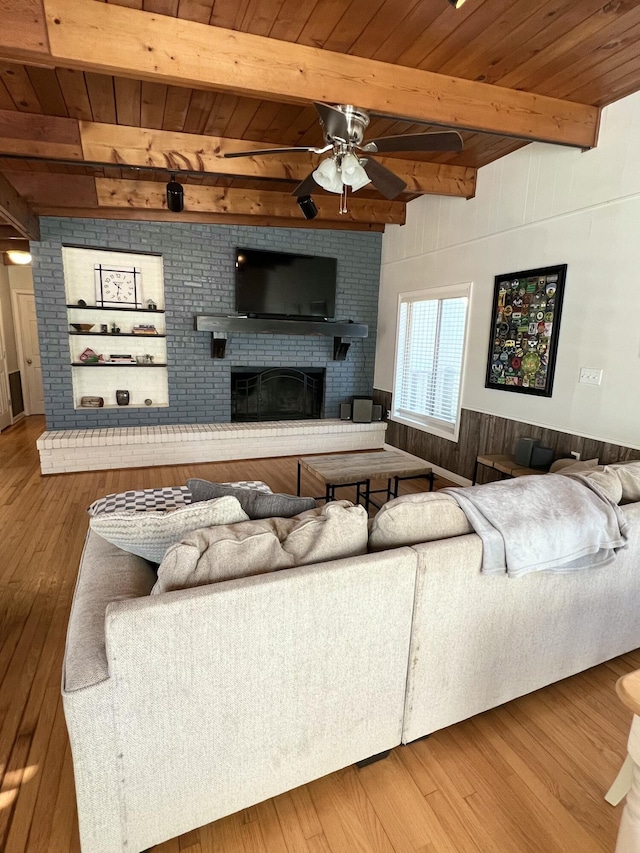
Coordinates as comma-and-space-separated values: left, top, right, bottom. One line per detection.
392, 286, 470, 441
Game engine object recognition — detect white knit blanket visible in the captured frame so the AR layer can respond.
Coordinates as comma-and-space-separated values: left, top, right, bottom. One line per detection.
443, 473, 629, 577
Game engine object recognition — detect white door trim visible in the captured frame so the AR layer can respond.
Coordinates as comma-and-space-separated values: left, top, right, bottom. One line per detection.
11, 288, 39, 416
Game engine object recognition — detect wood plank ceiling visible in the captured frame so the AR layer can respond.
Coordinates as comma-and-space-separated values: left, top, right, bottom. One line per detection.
0, 0, 639, 232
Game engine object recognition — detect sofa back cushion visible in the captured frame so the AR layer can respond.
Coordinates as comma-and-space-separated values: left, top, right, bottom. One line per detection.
368, 492, 472, 552
153, 499, 368, 593
609, 461, 640, 503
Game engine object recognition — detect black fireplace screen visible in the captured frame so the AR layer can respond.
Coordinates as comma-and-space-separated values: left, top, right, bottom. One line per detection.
231, 367, 324, 422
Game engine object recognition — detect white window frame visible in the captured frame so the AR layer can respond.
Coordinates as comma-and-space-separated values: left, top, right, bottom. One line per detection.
391, 282, 471, 443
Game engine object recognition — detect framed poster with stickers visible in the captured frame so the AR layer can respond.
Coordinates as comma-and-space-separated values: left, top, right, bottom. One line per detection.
485, 264, 567, 398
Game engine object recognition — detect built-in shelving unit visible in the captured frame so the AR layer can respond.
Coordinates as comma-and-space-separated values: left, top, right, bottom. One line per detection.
63, 247, 168, 409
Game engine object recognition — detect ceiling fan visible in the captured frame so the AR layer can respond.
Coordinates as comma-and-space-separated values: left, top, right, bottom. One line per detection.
224, 103, 463, 213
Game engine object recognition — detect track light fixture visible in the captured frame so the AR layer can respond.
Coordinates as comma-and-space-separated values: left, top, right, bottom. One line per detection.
297, 195, 318, 220
166, 173, 184, 212
447, 0, 467, 7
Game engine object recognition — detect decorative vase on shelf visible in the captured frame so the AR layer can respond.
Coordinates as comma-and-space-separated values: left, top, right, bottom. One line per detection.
116, 389, 130, 406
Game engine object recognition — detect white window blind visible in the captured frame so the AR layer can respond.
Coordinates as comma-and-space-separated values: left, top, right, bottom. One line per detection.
393, 288, 469, 440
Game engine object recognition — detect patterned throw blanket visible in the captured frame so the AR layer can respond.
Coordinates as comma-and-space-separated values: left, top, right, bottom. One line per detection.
443, 473, 629, 577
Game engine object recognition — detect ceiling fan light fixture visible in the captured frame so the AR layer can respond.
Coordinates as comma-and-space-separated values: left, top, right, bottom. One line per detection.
312, 157, 343, 194
340, 153, 371, 191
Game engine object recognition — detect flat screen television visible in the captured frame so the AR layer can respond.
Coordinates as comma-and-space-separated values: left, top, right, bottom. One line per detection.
235, 247, 337, 319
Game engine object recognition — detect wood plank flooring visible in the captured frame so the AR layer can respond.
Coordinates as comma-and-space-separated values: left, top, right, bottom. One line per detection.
0, 415, 636, 852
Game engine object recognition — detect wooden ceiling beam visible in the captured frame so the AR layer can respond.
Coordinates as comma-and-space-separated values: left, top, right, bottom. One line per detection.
0, 110, 476, 198
0, 238, 30, 251
94, 178, 406, 225
33, 206, 385, 232
0, 0, 599, 148
0, 171, 40, 240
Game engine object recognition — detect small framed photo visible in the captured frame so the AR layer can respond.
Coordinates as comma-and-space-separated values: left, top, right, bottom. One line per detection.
485, 264, 567, 398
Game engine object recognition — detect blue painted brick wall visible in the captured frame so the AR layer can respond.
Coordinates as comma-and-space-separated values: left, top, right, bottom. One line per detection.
32, 218, 382, 429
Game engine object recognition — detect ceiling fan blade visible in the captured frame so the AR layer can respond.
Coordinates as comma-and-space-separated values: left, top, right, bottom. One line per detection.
291, 171, 318, 197
362, 158, 407, 200
314, 103, 351, 142
223, 146, 318, 159
360, 130, 463, 154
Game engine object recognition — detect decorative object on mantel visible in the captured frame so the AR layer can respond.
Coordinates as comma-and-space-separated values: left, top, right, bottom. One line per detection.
132, 323, 158, 335
195, 314, 368, 361
80, 396, 104, 407
144, 398, 153, 406
146, 299, 158, 311
70, 323, 94, 332
109, 353, 136, 364
116, 389, 130, 406
485, 263, 566, 398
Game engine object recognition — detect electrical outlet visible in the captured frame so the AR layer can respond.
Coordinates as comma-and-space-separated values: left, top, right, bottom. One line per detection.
579, 367, 603, 386
570, 450, 581, 461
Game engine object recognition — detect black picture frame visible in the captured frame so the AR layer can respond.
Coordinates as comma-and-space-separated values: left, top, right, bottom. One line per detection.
485, 263, 567, 398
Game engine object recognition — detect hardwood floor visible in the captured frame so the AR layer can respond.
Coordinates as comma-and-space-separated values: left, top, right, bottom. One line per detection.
0, 415, 635, 852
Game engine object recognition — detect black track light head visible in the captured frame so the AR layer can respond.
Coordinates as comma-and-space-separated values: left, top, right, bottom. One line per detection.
297, 195, 318, 220
166, 173, 184, 213
448, 0, 467, 7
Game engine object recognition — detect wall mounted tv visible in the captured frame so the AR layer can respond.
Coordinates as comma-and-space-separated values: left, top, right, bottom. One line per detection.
235, 248, 337, 320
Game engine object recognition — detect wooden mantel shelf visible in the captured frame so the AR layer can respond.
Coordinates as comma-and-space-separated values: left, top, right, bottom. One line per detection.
194, 314, 368, 338
194, 315, 368, 360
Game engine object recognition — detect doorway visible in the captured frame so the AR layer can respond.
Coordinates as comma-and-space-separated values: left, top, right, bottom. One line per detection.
12, 290, 44, 416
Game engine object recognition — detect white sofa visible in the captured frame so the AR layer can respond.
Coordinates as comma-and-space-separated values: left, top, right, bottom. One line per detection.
62, 493, 640, 853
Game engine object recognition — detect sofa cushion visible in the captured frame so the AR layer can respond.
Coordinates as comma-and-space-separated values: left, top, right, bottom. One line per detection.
368, 492, 473, 552
609, 461, 640, 503
87, 485, 192, 517
563, 466, 624, 504
90, 496, 249, 563
153, 500, 368, 593
187, 478, 316, 519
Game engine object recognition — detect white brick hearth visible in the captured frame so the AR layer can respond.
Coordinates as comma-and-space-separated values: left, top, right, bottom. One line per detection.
37, 419, 387, 475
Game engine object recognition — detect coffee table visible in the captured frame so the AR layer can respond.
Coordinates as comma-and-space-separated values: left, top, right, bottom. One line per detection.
296, 449, 434, 510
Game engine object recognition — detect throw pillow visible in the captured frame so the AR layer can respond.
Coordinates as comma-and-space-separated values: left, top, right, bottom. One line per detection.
187, 478, 316, 519
548, 457, 599, 474
368, 492, 473, 552
90, 496, 249, 563
153, 499, 368, 593
87, 485, 191, 517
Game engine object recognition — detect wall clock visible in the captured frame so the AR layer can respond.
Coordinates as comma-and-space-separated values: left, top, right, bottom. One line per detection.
94, 265, 142, 307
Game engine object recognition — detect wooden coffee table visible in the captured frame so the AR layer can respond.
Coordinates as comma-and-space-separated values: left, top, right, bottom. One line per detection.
296, 449, 434, 509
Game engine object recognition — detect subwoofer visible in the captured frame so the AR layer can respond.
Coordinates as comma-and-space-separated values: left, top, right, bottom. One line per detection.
340, 403, 352, 420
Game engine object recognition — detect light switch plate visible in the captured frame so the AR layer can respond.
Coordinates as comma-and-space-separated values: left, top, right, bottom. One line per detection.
579, 367, 603, 386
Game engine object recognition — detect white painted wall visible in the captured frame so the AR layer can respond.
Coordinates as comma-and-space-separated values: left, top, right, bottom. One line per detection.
376, 90, 640, 449
0, 264, 18, 373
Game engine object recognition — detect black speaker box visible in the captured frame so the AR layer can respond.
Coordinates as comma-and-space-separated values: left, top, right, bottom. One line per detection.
514, 437, 540, 467
352, 397, 373, 423
371, 404, 382, 421
339, 403, 352, 420
530, 445, 554, 470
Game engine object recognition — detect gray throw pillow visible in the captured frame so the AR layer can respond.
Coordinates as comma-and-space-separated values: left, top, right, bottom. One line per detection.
187, 478, 316, 519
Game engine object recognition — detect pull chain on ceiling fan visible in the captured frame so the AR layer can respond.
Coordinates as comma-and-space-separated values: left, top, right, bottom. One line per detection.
224, 102, 463, 213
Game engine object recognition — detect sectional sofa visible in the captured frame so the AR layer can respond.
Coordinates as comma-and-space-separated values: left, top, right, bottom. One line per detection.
62, 474, 640, 853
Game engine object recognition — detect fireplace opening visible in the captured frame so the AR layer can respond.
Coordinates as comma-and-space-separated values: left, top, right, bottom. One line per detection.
231, 367, 325, 422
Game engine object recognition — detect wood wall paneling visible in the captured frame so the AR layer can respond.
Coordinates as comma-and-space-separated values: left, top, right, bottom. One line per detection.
373, 390, 640, 483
